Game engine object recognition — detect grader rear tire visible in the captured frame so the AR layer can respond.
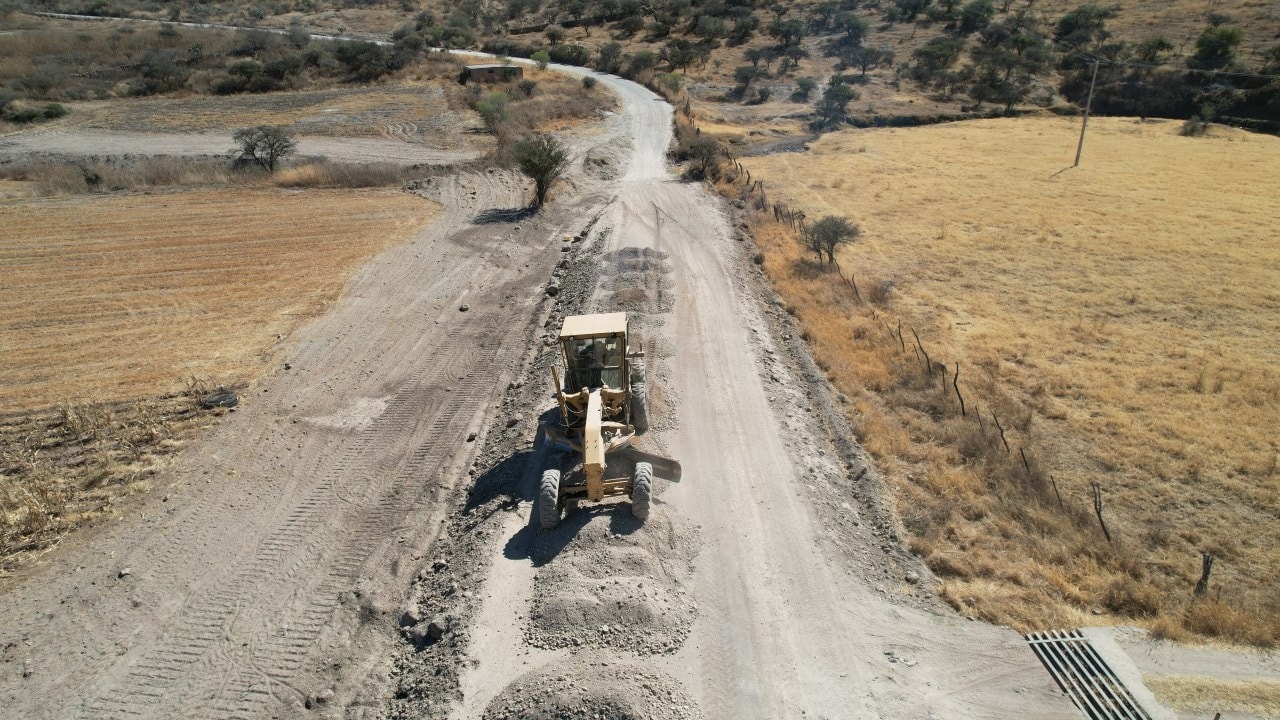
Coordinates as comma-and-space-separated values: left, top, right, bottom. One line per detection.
631, 462, 653, 521
539, 469, 562, 530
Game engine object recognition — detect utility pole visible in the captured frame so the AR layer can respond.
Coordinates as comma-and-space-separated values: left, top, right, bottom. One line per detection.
1074, 60, 1100, 167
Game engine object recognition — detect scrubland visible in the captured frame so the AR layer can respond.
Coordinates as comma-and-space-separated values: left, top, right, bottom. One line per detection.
738, 115, 1280, 645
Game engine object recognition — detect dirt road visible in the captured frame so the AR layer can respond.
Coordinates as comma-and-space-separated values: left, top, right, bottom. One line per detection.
0, 129, 478, 166
396, 67, 1080, 719
0, 152, 605, 716
0, 60, 1078, 719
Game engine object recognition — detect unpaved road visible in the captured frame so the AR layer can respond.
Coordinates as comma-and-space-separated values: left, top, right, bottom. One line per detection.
0, 129, 479, 166
0, 59, 1079, 720
434, 66, 1081, 720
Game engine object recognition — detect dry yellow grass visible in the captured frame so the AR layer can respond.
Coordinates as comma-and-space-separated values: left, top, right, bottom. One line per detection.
739, 116, 1280, 644
1, 187, 437, 409
0, 186, 436, 566
1145, 675, 1280, 717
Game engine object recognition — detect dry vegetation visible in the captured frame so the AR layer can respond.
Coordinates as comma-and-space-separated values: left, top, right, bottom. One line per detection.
1144, 675, 1280, 717
0, 187, 437, 566
734, 115, 1280, 645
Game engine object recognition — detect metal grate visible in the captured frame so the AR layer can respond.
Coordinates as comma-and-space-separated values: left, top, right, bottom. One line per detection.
1025, 629, 1153, 720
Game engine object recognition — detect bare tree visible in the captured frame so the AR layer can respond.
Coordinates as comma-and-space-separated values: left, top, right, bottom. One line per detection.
231, 126, 297, 173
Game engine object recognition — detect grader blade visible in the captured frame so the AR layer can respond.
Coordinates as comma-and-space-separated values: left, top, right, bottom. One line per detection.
622, 448, 682, 483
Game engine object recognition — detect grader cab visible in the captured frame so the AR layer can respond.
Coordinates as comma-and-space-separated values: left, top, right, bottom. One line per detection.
539, 312, 674, 529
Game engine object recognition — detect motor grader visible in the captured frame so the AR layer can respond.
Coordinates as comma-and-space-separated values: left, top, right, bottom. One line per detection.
539, 312, 676, 529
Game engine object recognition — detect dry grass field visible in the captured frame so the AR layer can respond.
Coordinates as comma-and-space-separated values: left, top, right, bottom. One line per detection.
0, 187, 436, 565
739, 116, 1280, 645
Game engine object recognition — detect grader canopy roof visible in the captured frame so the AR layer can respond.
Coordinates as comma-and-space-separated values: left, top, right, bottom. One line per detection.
559, 312, 627, 340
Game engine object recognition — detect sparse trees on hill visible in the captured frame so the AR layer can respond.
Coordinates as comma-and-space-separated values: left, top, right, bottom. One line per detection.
232, 126, 297, 173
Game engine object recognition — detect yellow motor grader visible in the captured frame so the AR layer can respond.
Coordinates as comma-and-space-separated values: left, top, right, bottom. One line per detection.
539, 312, 677, 529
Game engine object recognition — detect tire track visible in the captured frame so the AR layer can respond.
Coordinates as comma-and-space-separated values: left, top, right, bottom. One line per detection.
80, 323, 509, 718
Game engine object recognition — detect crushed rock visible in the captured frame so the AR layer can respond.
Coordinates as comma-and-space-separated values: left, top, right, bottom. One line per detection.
526, 513, 700, 655
482, 658, 703, 720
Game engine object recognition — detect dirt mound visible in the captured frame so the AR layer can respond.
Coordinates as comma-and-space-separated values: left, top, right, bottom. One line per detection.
482, 659, 702, 720
527, 512, 700, 655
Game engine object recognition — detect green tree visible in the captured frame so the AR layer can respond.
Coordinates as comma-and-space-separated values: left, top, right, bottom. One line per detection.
1132, 36, 1173, 63
815, 75, 857, 127
835, 12, 869, 45
512, 134, 571, 207
842, 45, 886, 76
894, 0, 933, 22
544, 24, 566, 45
730, 15, 759, 45
596, 42, 623, 73
958, 0, 994, 34
910, 36, 965, 83
1190, 25, 1243, 70
683, 134, 722, 177
810, 215, 859, 265
768, 18, 808, 49
663, 38, 698, 72
231, 126, 297, 172
793, 76, 818, 101
531, 49, 550, 70
1054, 4, 1114, 50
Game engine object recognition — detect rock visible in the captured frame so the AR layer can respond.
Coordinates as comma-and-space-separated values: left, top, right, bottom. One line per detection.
432, 558, 449, 572
561, 245, 572, 252
118, 568, 133, 579
905, 571, 920, 584
506, 418, 519, 428
466, 432, 477, 442
546, 283, 561, 297
425, 616, 449, 642
283, 363, 291, 370
458, 304, 469, 312
399, 607, 422, 628
316, 688, 334, 704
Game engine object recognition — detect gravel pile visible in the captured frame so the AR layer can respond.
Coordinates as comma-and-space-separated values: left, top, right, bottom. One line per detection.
527, 513, 700, 655
482, 659, 703, 720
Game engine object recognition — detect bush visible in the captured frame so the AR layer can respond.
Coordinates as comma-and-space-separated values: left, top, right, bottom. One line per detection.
581, 76, 598, 90
2, 102, 69, 124
511, 134, 571, 207
231, 125, 298, 172
475, 91, 509, 134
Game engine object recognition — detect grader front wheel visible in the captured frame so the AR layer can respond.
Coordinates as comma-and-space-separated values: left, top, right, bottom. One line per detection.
539, 469, 562, 529
631, 462, 653, 520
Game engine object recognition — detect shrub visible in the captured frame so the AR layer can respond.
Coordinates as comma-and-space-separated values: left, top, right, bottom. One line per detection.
511, 134, 571, 207
581, 76, 598, 90
531, 50, 550, 70
231, 125, 298, 173
475, 91, 510, 134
